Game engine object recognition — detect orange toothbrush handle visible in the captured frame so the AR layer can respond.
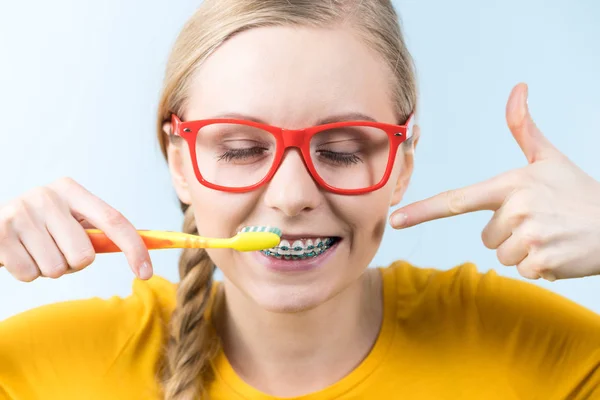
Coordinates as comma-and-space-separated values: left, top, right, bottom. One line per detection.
86, 229, 193, 253
87, 230, 121, 253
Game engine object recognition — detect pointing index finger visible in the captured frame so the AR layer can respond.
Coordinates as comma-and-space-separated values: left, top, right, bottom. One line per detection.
392, 171, 517, 228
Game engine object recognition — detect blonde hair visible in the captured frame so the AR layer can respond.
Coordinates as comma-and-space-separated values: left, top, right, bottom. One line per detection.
156, 1, 417, 398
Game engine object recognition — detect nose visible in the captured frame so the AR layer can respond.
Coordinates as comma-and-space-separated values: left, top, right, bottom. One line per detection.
263, 148, 322, 217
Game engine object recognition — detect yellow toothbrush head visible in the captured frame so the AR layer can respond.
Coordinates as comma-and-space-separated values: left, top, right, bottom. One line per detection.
230, 226, 282, 251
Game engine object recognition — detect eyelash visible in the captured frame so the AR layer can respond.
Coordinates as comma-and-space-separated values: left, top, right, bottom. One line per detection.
217, 148, 361, 166
317, 150, 362, 165
217, 147, 268, 162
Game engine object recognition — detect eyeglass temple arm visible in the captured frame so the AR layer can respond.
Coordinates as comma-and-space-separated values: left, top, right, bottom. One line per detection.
404, 113, 415, 139
169, 114, 183, 137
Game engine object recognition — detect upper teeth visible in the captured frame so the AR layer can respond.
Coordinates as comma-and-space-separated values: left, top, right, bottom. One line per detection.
265, 237, 334, 256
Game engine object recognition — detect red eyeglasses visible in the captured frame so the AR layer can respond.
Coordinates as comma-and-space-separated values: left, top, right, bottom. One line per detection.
169, 113, 414, 195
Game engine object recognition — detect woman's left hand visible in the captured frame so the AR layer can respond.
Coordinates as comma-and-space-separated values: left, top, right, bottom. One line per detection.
390, 83, 600, 281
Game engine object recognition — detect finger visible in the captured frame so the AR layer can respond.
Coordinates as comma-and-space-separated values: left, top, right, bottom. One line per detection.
481, 209, 513, 250
45, 201, 96, 272
74, 217, 96, 230
12, 206, 69, 279
496, 234, 529, 267
390, 171, 516, 229
515, 244, 563, 281
516, 253, 556, 281
0, 238, 41, 282
515, 256, 542, 280
480, 188, 524, 249
516, 240, 582, 282
506, 83, 562, 163
51, 178, 153, 279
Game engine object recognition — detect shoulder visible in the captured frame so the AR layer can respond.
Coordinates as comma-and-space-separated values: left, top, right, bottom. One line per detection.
375, 262, 600, 397
0, 274, 177, 342
0, 275, 177, 392
380, 260, 600, 365
379, 261, 600, 396
380, 260, 600, 329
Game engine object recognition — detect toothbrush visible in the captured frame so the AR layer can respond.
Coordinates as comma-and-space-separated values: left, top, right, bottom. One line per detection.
86, 226, 282, 253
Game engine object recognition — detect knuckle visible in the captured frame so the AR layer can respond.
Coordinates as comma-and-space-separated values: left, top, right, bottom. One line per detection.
29, 186, 60, 209
496, 248, 513, 267
53, 176, 76, 189
481, 234, 491, 249
1, 199, 27, 224
11, 264, 40, 282
519, 226, 545, 249
0, 200, 32, 235
531, 252, 555, 273
506, 211, 528, 229
523, 260, 544, 277
102, 208, 127, 228
43, 261, 68, 279
481, 229, 495, 250
481, 216, 499, 249
509, 189, 537, 215
445, 190, 467, 215
67, 249, 96, 270
0, 218, 10, 242
19, 272, 40, 283
508, 168, 532, 186
516, 263, 540, 280
522, 253, 553, 278
50, 176, 80, 198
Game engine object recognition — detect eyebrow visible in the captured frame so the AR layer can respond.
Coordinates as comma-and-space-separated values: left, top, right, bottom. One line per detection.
207, 112, 379, 126
317, 113, 378, 125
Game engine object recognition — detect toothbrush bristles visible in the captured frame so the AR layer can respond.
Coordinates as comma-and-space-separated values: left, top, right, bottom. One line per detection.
239, 226, 282, 237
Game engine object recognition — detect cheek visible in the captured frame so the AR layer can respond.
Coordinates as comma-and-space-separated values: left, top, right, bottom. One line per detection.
370, 217, 387, 244
189, 188, 226, 237
187, 183, 260, 238
336, 191, 390, 249
188, 186, 262, 275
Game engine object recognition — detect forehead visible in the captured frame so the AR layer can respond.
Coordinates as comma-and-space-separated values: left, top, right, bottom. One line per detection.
186, 26, 396, 127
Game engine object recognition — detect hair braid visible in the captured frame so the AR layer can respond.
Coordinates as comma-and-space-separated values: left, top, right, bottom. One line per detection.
163, 203, 218, 399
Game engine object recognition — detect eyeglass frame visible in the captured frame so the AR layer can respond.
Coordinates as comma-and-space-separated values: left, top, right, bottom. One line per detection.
168, 113, 414, 195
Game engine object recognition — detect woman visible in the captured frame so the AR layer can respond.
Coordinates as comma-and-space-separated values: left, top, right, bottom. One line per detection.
1, 1, 600, 399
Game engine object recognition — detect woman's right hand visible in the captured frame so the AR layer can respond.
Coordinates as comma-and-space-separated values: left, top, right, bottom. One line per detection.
0, 177, 153, 282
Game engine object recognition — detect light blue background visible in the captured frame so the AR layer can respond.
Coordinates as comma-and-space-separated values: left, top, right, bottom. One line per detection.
0, 0, 599, 320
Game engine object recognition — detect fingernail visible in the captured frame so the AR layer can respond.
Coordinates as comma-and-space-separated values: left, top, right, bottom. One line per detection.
138, 261, 153, 280
540, 271, 556, 282
391, 213, 408, 228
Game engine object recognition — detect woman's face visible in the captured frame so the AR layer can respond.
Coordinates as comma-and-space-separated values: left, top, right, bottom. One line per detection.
168, 26, 414, 313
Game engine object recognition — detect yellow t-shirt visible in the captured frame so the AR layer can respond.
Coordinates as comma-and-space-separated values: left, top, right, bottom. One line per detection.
1, 261, 599, 400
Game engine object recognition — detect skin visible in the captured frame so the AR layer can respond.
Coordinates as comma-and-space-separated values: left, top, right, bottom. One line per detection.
1, 14, 599, 400
164, 26, 417, 395
392, 83, 600, 282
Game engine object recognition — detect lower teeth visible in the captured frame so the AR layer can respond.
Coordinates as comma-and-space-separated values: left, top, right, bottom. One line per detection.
262, 251, 325, 260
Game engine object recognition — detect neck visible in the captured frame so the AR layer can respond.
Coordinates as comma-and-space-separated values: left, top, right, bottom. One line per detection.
212, 269, 383, 397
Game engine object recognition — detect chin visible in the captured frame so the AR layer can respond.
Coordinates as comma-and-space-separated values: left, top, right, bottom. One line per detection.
248, 282, 334, 314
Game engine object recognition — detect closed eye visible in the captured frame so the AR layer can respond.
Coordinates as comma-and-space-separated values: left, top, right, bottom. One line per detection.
316, 150, 362, 166
217, 147, 269, 162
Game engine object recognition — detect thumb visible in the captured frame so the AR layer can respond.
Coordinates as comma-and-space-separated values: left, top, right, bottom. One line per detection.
506, 83, 561, 163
